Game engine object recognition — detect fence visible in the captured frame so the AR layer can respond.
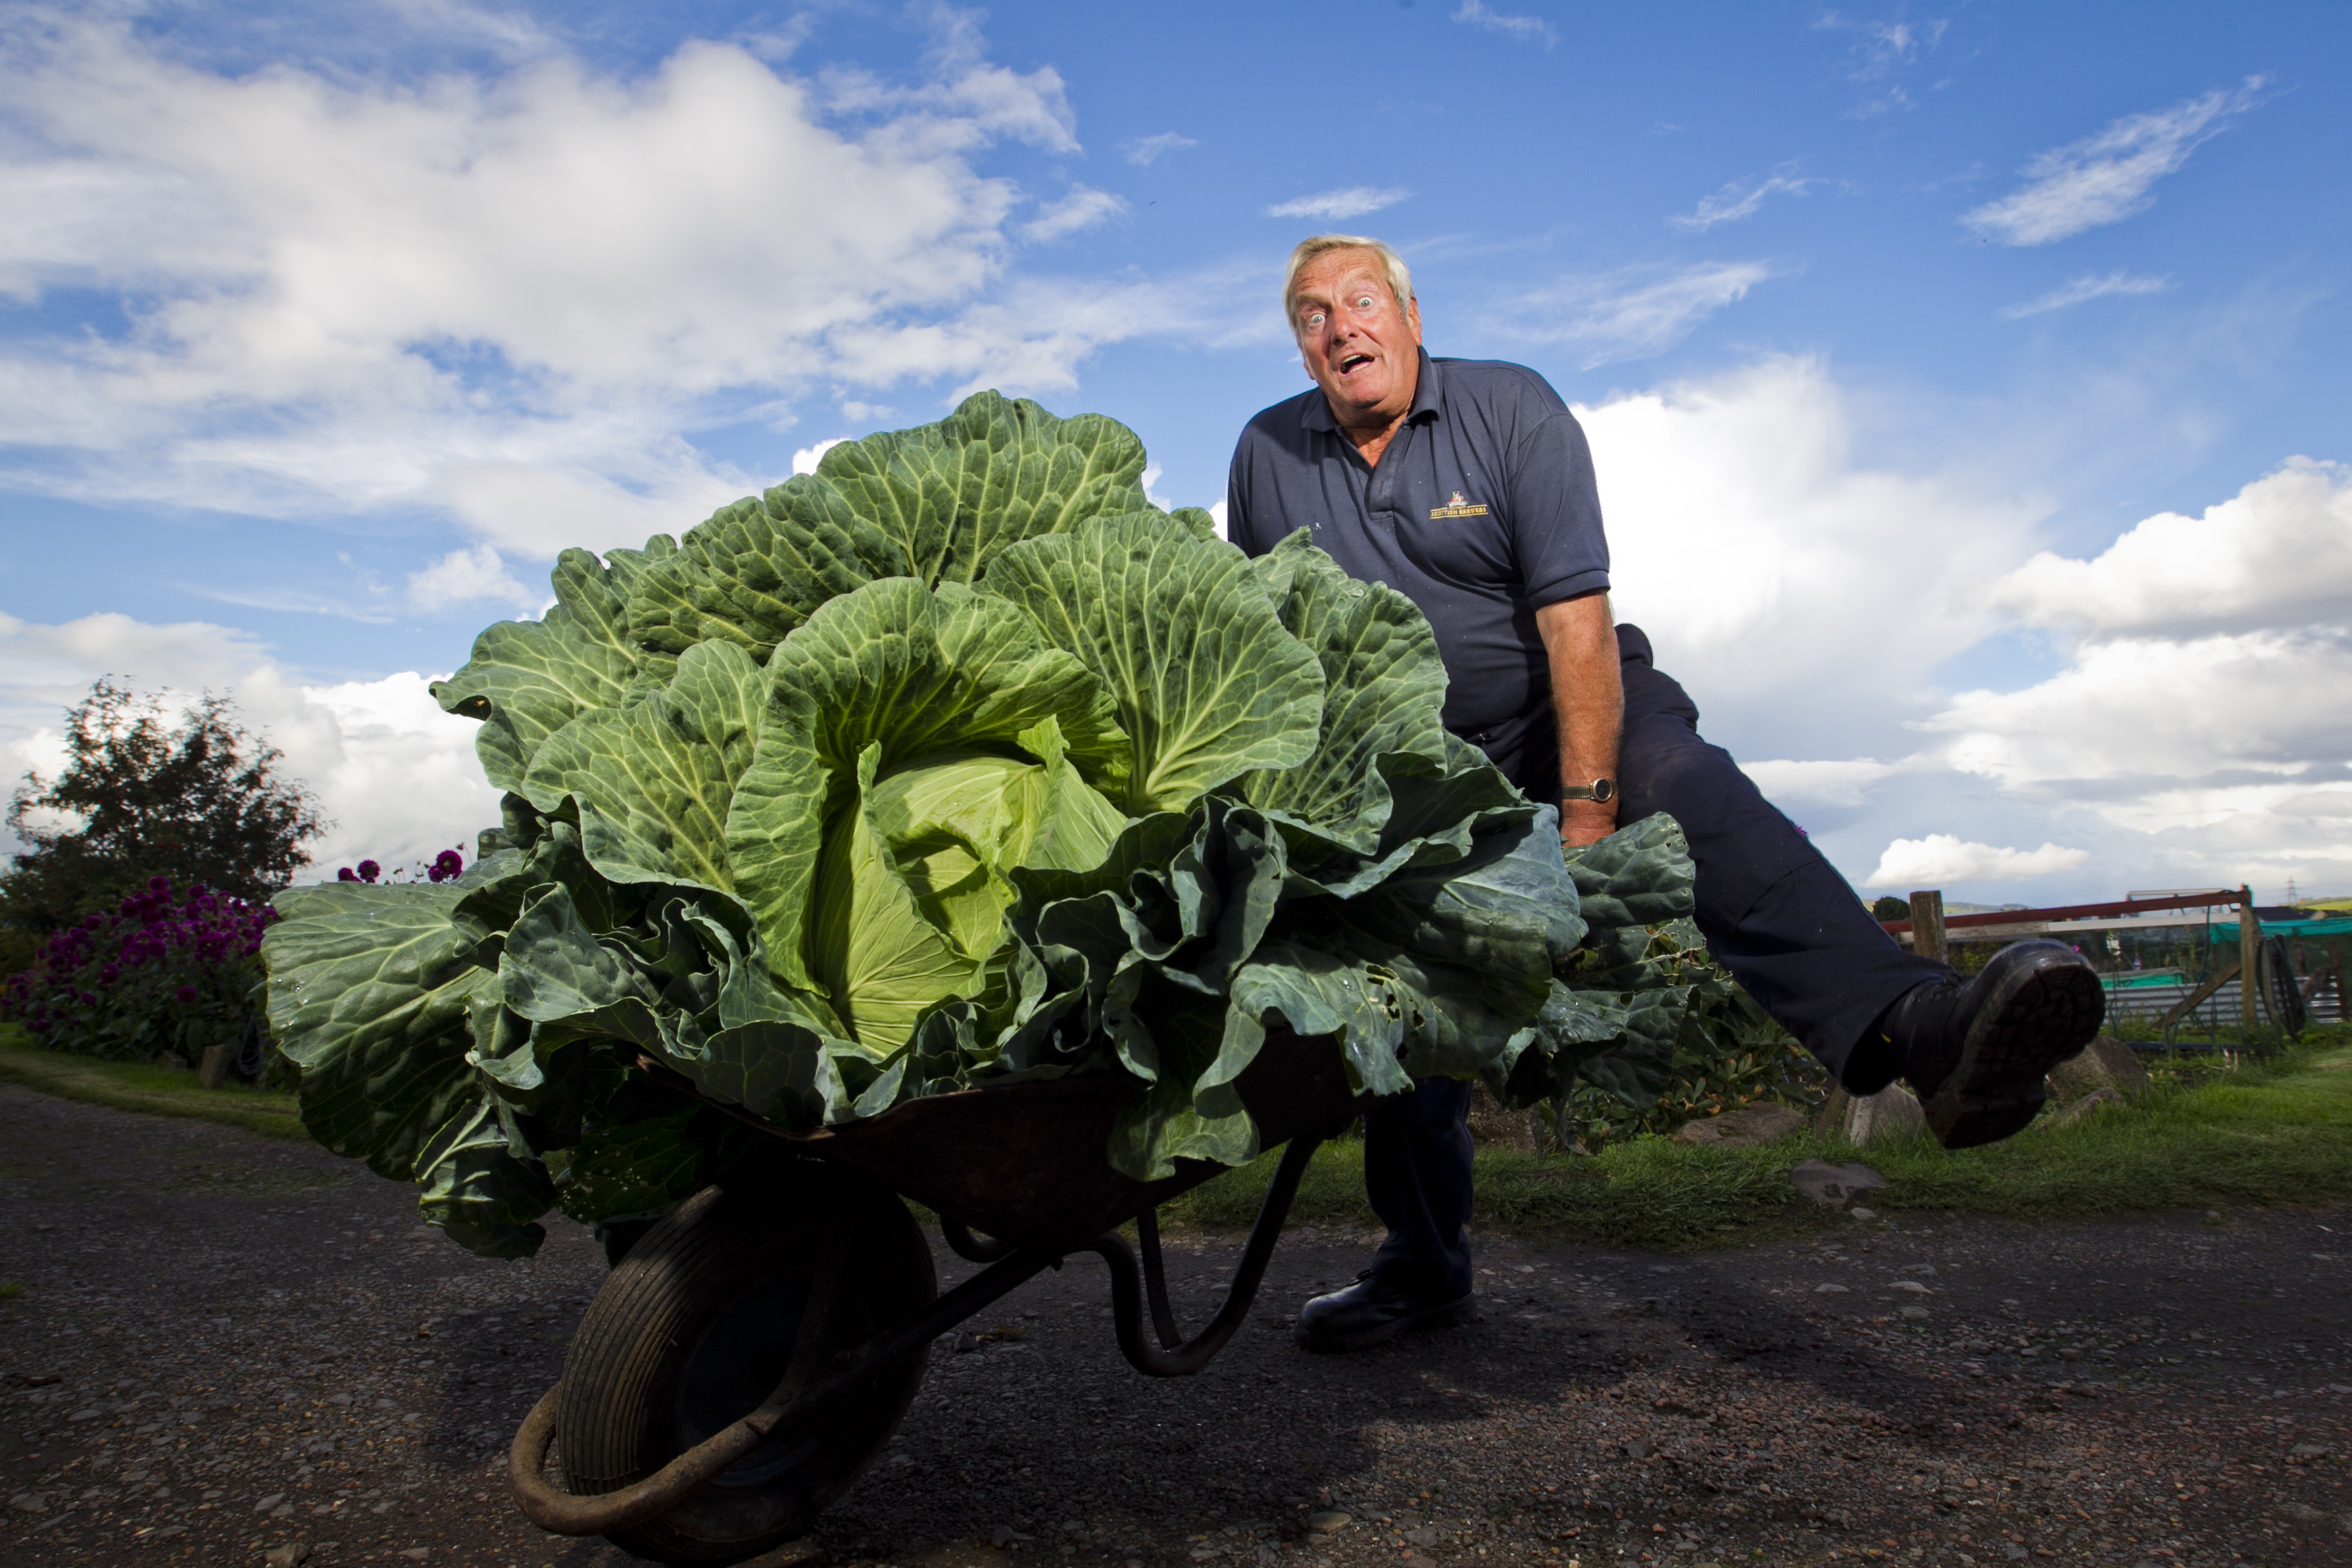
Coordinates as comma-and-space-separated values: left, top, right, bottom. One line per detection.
2103, 971, 2347, 1030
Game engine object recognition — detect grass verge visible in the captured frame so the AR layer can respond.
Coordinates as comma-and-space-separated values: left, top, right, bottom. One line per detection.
1162, 1036, 2352, 1250
0, 1022, 306, 1140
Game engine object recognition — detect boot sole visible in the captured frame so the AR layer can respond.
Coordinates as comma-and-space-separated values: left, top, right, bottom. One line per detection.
1295, 1295, 1474, 1354
1924, 955, 2107, 1150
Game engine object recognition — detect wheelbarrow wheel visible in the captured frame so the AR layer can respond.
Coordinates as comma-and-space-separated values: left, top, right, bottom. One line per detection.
555, 1163, 936, 1566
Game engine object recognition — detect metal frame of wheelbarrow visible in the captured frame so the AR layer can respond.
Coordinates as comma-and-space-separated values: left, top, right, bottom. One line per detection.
505, 1031, 1363, 1539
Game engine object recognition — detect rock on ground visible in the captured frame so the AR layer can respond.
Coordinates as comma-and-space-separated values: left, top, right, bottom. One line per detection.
2048, 1034, 2154, 1102
1813, 1083, 1929, 1146
1673, 1101, 1806, 1148
4, 1085, 2351, 1568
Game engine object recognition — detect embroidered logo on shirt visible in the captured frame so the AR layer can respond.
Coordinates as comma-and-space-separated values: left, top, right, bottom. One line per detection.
1429, 490, 1489, 519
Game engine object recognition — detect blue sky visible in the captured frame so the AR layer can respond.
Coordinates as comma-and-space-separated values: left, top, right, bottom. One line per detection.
3, 0, 2348, 904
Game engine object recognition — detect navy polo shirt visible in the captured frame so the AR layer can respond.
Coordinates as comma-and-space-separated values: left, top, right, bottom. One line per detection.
1225, 350, 1609, 780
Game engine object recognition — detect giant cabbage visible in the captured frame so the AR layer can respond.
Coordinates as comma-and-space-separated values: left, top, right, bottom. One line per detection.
261, 393, 1707, 1257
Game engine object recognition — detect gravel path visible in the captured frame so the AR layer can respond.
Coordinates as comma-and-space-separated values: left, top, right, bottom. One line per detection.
2, 1085, 2348, 1568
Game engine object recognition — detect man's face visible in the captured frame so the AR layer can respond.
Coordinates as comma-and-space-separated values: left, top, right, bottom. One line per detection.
1291, 249, 1424, 424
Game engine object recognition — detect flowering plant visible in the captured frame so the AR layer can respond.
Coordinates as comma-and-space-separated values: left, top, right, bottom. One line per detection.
334, 849, 466, 884
1, 875, 281, 1064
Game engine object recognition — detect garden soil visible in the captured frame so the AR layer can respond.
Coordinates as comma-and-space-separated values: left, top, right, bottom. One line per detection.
2, 1085, 2348, 1568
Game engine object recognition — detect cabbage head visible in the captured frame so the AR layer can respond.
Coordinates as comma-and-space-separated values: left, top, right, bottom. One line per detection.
261, 393, 1702, 1257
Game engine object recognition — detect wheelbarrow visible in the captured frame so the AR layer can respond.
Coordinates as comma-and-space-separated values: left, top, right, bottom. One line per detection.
506, 1029, 1364, 1565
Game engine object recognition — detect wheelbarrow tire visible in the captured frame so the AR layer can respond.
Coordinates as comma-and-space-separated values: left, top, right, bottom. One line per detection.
555, 1163, 935, 1566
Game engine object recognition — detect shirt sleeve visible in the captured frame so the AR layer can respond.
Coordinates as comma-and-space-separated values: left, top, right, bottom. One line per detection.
1506, 407, 1611, 606
1225, 428, 1263, 557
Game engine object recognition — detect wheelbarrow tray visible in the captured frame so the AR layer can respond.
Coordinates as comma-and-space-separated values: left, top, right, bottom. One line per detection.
771, 1027, 1360, 1250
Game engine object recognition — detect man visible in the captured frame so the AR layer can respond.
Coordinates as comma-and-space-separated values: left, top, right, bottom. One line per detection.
1226, 235, 2104, 1354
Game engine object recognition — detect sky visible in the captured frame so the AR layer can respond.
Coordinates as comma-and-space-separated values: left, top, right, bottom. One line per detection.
1, 0, 2348, 907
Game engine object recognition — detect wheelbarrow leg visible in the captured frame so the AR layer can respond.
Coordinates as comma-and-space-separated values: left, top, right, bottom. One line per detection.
1132, 1207, 1186, 1351
1080, 1132, 1327, 1377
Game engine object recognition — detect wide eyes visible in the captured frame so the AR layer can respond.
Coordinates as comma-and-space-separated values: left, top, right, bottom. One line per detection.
1302, 294, 1382, 331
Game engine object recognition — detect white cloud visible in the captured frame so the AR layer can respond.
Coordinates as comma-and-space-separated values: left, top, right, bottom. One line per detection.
1986, 459, 2352, 639
1998, 271, 2173, 320
1900, 460, 2352, 892
1926, 630, 2352, 796
1206, 497, 1228, 542
1962, 78, 2268, 246
791, 438, 849, 475
1264, 187, 1412, 223
1559, 361, 2351, 900
1024, 184, 1126, 242
0, 611, 497, 875
1739, 756, 1911, 811
406, 543, 542, 614
1670, 172, 1818, 232
1864, 834, 2090, 889
1140, 463, 1174, 513
1509, 262, 1774, 367
1580, 358, 2046, 747
1450, 0, 1556, 48
0, 14, 1180, 557
1120, 131, 1196, 166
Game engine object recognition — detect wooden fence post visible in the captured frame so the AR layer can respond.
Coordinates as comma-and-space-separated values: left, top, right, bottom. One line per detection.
2238, 885, 2260, 1043
1908, 889, 1947, 965
197, 1044, 228, 1090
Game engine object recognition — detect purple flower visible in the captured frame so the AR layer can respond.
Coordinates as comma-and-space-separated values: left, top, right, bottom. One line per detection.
83, 913, 104, 930
149, 875, 171, 893
338, 867, 359, 881
99, 965, 118, 984
79, 991, 99, 1007
173, 984, 197, 1004
356, 859, 381, 883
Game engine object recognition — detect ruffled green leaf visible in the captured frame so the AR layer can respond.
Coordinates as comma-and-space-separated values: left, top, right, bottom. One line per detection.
981, 514, 1325, 813
262, 878, 501, 1181
1239, 531, 1449, 841
432, 545, 672, 793
624, 391, 1149, 661
518, 638, 768, 894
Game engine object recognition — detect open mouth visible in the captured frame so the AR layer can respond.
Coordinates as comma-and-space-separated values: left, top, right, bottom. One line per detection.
1336, 352, 1374, 375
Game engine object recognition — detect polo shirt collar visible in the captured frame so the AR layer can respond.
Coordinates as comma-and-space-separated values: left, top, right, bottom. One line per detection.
1301, 347, 1444, 434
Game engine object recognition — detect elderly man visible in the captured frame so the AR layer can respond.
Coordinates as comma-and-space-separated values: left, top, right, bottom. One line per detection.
1227, 235, 2104, 1353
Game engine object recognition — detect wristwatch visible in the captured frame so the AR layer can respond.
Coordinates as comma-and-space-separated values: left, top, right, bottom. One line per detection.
1561, 777, 1617, 804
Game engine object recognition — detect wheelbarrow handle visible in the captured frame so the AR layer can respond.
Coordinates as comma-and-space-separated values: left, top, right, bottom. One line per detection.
508, 1225, 1061, 1535
505, 1224, 852, 1536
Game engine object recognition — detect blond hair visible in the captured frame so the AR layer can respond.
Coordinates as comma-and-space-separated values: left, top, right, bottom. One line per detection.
1281, 234, 1415, 336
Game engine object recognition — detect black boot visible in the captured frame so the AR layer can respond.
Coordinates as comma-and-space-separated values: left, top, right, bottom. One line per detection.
1294, 1272, 1474, 1353
1877, 939, 2106, 1149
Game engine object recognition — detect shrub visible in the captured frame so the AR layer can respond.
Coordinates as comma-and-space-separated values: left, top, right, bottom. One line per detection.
1, 875, 279, 1066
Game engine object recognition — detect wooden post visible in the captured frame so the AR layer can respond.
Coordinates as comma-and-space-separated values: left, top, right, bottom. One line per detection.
197, 1044, 228, 1090
2238, 885, 2260, 1042
1908, 890, 1948, 965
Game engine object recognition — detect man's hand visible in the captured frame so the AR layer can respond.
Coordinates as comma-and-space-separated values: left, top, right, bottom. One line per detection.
1534, 592, 1623, 849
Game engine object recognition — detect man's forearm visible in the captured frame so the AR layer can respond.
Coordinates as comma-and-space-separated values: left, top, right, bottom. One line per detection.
1534, 592, 1622, 847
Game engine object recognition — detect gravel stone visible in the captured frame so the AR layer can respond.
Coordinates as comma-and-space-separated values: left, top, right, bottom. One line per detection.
4, 1084, 2349, 1567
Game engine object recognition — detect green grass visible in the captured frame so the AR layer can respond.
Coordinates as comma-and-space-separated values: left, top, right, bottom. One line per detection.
0, 1022, 307, 1140
1162, 1036, 2352, 1250
0, 1281, 23, 1301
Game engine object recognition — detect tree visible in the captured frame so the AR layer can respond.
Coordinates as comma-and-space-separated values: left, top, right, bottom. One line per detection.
1870, 895, 1910, 922
1, 679, 329, 952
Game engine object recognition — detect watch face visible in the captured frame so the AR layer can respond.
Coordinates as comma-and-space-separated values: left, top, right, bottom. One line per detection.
1594, 777, 1616, 804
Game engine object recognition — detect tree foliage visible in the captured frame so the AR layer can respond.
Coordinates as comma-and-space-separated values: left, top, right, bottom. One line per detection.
1, 679, 328, 952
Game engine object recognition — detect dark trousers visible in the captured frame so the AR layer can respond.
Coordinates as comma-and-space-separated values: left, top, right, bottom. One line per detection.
1365, 624, 1943, 1299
